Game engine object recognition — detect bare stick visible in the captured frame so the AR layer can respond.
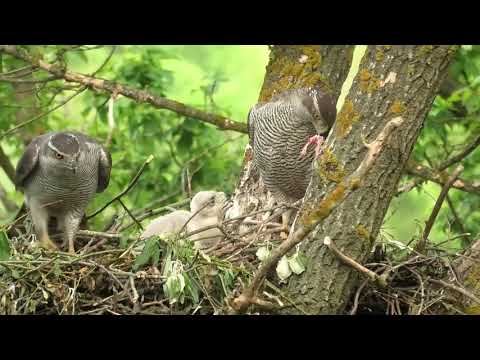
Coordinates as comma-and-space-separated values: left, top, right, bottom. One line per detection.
118, 199, 143, 231
87, 155, 154, 219
76, 230, 122, 239
231, 117, 404, 313
350, 279, 369, 315
416, 164, 464, 253
0, 45, 247, 134
104, 94, 116, 147
0, 144, 16, 184
405, 160, 479, 196
427, 278, 480, 306
324, 236, 387, 287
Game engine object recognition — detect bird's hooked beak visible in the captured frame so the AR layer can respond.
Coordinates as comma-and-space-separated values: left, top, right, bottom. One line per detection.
69, 156, 79, 174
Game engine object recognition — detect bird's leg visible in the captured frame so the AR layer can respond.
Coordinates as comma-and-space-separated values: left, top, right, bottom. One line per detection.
280, 208, 293, 240
30, 206, 57, 251
61, 213, 82, 254
300, 135, 325, 158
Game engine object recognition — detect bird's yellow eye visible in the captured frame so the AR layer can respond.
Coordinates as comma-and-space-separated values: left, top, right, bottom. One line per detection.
55, 153, 64, 160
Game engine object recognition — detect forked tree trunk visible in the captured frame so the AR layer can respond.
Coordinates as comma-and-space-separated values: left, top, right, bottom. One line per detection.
229, 45, 459, 314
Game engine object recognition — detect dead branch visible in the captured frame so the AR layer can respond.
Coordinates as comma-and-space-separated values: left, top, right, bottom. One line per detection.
405, 160, 480, 195
0, 45, 247, 134
0, 144, 16, 184
438, 134, 480, 171
87, 155, 154, 220
324, 236, 387, 287
416, 164, 464, 253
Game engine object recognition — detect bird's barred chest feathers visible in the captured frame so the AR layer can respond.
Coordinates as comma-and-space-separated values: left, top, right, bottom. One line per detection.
24, 145, 100, 212
251, 105, 318, 202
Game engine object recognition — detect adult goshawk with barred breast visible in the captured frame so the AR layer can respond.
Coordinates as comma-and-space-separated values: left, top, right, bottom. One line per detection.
247, 87, 336, 236
15, 131, 112, 254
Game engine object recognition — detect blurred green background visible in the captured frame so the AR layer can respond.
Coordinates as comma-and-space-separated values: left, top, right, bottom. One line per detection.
1, 45, 478, 251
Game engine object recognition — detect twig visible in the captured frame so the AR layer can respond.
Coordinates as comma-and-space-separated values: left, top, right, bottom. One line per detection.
118, 199, 143, 231
118, 198, 191, 233
416, 164, 464, 253
405, 160, 480, 196
91, 46, 116, 77
427, 278, 480, 306
324, 236, 388, 287
438, 134, 480, 171
77, 230, 122, 239
350, 279, 369, 315
0, 75, 59, 84
0, 144, 16, 184
87, 155, 154, 219
446, 194, 470, 244
104, 94, 116, 148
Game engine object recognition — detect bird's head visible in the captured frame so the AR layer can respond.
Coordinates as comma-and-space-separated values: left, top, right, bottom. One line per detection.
43, 132, 81, 174
301, 88, 337, 136
190, 191, 227, 219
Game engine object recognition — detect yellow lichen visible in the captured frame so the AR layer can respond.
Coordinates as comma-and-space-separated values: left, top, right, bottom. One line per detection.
463, 264, 480, 291
375, 49, 385, 62
356, 224, 370, 241
335, 99, 360, 138
349, 178, 361, 190
407, 64, 416, 78
300, 183, 346, 226
464, 305, 480, 315
389, 100, 407, 115
259, 46, 330, 101
383, 45, 392, 51
318, 148, 345, 183
417, 45, 434, 58
359, 69, 381, 93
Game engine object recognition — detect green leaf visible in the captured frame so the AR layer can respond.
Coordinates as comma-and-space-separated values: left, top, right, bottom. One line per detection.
133, 237, 160, 271
0, 231, 11, 261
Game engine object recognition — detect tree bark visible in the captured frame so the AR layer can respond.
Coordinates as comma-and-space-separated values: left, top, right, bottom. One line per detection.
282, 45, 458, 314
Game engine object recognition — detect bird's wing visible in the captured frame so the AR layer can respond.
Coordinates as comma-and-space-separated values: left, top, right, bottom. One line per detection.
14, 133, 51, 189
71, 132, 112, 193
97, 144, 112, 193
247, 106, 256, 148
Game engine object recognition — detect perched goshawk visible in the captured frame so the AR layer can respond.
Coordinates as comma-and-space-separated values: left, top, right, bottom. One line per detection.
247, 87, 336, 235
15, 131, 112, 254
140, 191, 227, 251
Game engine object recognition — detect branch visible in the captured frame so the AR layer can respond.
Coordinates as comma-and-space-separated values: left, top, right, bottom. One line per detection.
405, 160, 480, 195
437, 134, 480, 171
324, 236, 387, 287
0, 45, 247, 134
87, 155, 154, 219
427, 278, 480, 306
0, 144, 16, 184
416, 164, 464, 253
230, 117, 404, 313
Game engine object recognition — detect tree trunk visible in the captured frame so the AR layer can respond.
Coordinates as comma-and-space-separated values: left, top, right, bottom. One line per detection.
282, 45, 458, 314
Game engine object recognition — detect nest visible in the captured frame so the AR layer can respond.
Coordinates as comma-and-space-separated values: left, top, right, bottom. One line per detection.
346, 240, 477, 315
1, 202, 477, 315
